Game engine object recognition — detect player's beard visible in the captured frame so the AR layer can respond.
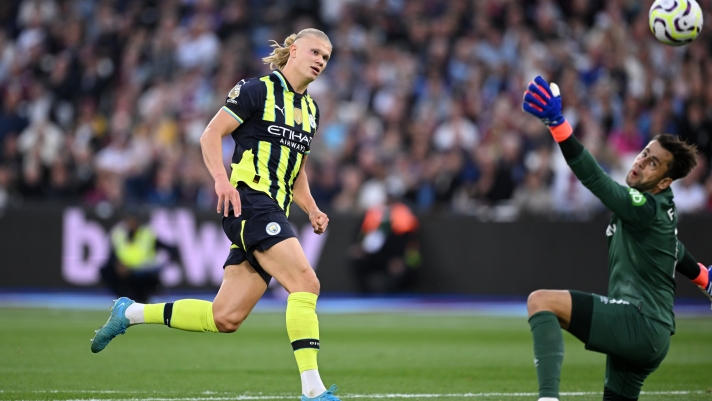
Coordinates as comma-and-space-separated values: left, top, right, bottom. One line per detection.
626, 170, 657, 193
629, 177, 659, 193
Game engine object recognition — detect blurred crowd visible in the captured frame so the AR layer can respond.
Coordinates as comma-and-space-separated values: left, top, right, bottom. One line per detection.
2, 0, 712, 220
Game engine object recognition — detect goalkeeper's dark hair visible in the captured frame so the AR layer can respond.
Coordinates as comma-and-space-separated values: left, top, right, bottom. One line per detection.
654, 134, 698, 180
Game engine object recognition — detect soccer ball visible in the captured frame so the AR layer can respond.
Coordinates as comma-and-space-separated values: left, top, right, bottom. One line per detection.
649, 0, 703, 46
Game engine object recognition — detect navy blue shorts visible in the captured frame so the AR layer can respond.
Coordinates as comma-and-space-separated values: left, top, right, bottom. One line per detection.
222, 185, 296, 284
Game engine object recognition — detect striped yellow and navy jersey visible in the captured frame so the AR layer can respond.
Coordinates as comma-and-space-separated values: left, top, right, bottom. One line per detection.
221, 70, 319, 216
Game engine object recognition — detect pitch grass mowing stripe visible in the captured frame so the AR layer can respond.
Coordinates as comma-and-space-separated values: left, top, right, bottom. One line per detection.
3, 390, 710, 400
3, 312, 711, 401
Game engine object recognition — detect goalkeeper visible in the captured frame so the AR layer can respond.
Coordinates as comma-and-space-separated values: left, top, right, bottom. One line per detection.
522, 76, 712, 401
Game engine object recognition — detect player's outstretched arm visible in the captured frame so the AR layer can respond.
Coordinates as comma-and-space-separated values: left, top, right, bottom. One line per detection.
292, 155, 329, 234
675, 244, 712, 299
522, 76, 655, 226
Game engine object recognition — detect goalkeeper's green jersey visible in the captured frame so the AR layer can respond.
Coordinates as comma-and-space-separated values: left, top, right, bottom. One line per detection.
567, 145, 683, 332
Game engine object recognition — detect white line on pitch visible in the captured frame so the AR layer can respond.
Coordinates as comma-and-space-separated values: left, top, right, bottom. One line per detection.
2, 390, 709, 400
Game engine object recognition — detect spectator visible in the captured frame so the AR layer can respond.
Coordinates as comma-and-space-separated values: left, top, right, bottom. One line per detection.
432, 101, 480, 152
0, 165, 11, 211
0, 86, 29, 155
608, 111, 646, 159
17, 0, 58, 28
17, 160, 44, 201
309, 160, 341, 211
146, 165, 180, 206
678, 100, 712, 164
45, 159, 76, 202
672, 155, 708, 213
175, 14, 220, 72
550, 149, 603, 220
17, 119, 64, 168
332, 165, 363, 213
348, 192, 421, 294
512, 147, 554, 218
513, 170, 553, 218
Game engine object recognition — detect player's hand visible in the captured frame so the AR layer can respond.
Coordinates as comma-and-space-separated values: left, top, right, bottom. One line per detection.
700, 265, 712, 297
522, 76, 564, 127
215, 177, 241, 217
309, 210, 329, 234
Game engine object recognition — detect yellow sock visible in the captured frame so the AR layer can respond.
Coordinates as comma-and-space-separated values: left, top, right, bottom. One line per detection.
286, 292, 320, 373
144, 303, 165, 324
143, 300, 219, 332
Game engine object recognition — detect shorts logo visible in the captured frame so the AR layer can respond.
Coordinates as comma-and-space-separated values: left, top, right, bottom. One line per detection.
628, 188, 646, 206
266, 222, 281, 236
599, 296, 629, 305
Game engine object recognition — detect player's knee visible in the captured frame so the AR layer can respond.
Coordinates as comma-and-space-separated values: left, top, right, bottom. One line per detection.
527, 290, 552, 315
213, 310, 248, 333
299, 275, 320, 295
214, 317, 242, 333
288, 265, 320, 294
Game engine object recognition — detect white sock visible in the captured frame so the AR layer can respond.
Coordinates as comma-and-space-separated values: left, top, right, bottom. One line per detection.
125, 303, 145, 325
538, 398, 559, 401
301, 369, 327, 398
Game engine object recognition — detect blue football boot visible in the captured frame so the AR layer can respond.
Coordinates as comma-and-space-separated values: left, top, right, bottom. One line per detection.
301, 385, 341, 401
90, 297, 134, 353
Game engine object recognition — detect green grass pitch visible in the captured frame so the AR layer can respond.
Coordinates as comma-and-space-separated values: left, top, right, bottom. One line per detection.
1, 308, 711, 400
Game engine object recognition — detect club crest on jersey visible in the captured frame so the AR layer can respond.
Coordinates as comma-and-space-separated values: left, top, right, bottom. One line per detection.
309, 114, 316, 129
628, 188, 646, 206
266, 222, 281, 236
294, 108, 303, 125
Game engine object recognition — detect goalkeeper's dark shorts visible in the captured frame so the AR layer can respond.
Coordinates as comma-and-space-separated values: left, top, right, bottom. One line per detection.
221, 184, 297, 285
567, 290, 671, 399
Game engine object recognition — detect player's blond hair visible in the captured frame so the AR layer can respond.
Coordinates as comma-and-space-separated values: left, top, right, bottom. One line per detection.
262, 28, 332, 71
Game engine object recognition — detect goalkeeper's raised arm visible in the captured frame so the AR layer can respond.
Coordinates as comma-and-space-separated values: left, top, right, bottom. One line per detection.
522, 76, 693, 227
522, 75, 711, 295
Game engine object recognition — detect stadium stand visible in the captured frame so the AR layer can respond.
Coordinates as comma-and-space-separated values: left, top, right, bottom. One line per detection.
1, 0, 711, 220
